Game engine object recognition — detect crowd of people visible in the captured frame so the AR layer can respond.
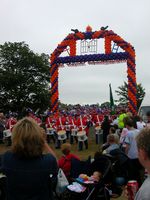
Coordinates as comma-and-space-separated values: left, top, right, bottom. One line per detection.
0, 105, 150, 199
0, 105, 127, 150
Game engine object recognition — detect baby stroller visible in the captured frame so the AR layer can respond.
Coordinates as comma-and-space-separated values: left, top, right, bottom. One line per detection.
61, 154, 112, 200
109, 149, 131, 181
107, 148, 132, 197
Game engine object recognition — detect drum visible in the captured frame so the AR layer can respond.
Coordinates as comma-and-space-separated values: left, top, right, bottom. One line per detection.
47, 127, 55, 135
77, 130, 86, 137
3, 129, 11, 138
71, 128, 78, 136
95, 126, 101, 131
95, 126, 101, 134
77, 131, 87, 141
57, 130, 67, 140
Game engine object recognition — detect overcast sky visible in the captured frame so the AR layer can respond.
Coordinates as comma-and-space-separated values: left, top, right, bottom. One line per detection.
0, 0, 150, 105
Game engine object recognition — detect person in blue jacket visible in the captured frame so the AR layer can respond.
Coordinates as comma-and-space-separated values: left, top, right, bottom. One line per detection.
1, 117, 58, 200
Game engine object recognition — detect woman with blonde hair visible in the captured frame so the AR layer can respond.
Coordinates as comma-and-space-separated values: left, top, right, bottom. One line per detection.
2, 117, 58, 200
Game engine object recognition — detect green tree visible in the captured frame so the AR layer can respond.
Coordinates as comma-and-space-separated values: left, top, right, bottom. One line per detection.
101, 101, 110, 108
115, 81, 145, 109
0, 42, 50, 113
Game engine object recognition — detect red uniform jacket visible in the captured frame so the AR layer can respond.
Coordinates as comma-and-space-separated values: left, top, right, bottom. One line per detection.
55, 116, 66, 131
6, 117, 17, 132
45, 116, 56, 129
77, 115, 89, 135
93, 114, 104, 127
66, 116, 78, 131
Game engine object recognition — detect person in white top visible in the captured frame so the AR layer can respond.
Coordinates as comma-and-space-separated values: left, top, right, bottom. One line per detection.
135, 116, 146, 131
124, 117, 144, 186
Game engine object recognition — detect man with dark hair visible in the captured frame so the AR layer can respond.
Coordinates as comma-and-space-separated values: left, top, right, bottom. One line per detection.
134, 128, 150, 199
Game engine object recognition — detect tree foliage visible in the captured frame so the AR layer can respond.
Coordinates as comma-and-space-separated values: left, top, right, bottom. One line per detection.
0, 42, 50, 113
101, 101, 110, 108
115, 81, 145, 109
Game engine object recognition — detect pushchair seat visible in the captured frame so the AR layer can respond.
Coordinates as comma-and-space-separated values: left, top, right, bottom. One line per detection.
70, 156, 91, 179
63, 155, 111, 200
109, 148, 131, 182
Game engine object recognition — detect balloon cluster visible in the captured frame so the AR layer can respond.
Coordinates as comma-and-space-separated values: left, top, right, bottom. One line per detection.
56, 52, 128, 64
69, 40, 76, 56
50, 27, 136, 115
105, 36, 111, 54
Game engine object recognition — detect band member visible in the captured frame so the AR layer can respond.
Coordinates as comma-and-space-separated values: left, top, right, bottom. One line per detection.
26, 110, 42, 126
69, 115, 78, 144
65, 116, 71, 139
76, 115, 88, 151
45, 114, 56, 144
86, 114, 93, 128
77, 114, 89, 135
5, 114, 17, 146
34, 116, 42, 126
93, 114, 103, 127
55, 115, 67, 149
6, 114, 17, 132
93, 114, 103, 144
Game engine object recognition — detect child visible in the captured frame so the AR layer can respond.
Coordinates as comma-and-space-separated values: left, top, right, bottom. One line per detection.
79, 171, 102, 183
58, 143, 80, 180
67, 171, 102, 193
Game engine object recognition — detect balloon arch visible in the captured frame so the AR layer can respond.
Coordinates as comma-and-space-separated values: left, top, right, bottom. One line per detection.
50, 26, 137, 115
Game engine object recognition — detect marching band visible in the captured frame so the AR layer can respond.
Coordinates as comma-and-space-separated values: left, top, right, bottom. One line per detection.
0, 109, 115, 150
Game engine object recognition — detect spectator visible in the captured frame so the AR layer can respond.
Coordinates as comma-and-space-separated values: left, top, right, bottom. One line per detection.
124, 117, 144, 185
111, 115, 118, 126
134, 128, 150, 199
135, 115, 146, 131
119, 117, 129, 151
58, 143, 80, 181
40, 127, 57, 158
124, 128, 150, 200
118, 109, 127, 130
102, 127, 118, 151
101, 115, 111, 143
1, 117, 58, 200
105, 134, 120, 154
